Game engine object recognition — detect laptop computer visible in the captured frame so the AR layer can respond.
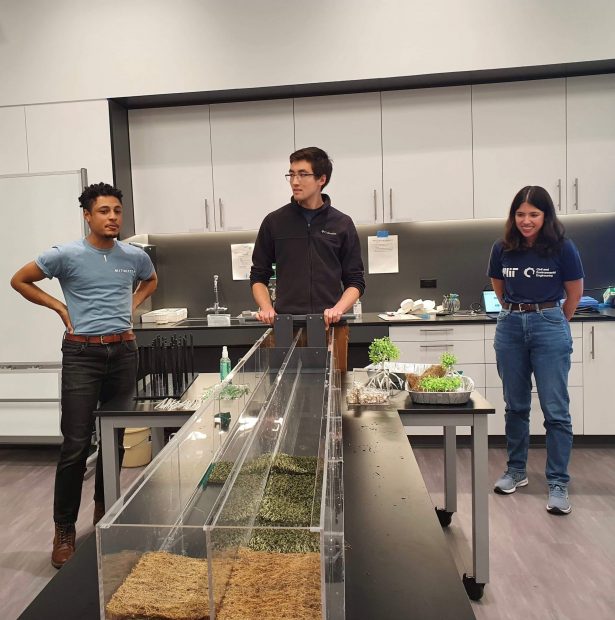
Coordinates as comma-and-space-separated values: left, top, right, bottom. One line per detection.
482, 290, 503, 317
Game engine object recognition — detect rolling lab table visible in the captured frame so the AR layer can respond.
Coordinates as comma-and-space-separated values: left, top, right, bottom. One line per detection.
397, 390, 495, 600
96, 373, 218, 510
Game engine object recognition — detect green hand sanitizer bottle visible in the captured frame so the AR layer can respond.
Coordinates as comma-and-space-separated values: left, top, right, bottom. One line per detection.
220, 346, 231, 380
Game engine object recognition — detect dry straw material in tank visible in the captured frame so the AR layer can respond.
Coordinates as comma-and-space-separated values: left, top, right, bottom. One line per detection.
217, 547, 321, 620
105, 551, 209, 620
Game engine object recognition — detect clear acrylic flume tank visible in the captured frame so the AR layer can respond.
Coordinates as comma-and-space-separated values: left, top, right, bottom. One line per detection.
97, 328, 344, 620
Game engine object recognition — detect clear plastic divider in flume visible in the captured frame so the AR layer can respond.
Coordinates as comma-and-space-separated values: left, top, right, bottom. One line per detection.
204, 328, 344, 620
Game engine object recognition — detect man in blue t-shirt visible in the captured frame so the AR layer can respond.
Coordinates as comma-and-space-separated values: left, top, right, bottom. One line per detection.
11, 182, 157, 568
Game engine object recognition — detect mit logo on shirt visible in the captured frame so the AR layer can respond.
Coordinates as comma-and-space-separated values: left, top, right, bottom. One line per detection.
502, 267, 519, 277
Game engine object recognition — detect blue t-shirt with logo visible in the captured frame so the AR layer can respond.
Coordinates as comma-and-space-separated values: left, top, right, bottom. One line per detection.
36, 239, 155, 335
487, 239, 584, 304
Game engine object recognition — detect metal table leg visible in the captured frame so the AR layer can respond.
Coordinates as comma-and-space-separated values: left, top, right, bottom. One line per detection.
444, 425, 457, 513
462, 412, 489, 600
100, 419, 120, 510
471, 413, 489, 584
151, 427, 165, 455
435, 425, 457, 527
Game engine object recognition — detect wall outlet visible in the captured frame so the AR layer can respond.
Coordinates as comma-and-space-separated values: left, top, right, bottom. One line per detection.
420, 278, 437, 288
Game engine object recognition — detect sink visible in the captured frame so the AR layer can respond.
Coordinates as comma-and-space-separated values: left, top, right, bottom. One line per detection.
173, 318, 212, 327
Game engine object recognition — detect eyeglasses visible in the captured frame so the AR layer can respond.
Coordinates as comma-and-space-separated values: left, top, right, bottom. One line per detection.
285, 172, 316, 182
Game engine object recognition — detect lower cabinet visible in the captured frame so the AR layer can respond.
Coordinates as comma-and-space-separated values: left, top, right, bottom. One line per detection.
0, 368, 62, 443
582, 321, 615, 434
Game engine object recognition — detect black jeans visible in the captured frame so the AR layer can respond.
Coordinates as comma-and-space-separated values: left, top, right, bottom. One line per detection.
54, 338, 138, 525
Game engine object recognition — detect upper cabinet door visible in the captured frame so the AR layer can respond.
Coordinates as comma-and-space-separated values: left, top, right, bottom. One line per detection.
567, 74, 615, 214
25, 100, 113, 183
381, 86, 473, 223
0, 106, 28, 175
129, 105, 213, 234
210, 99, 295, 231
473, 79, 566, 219
294, 92, 383, 225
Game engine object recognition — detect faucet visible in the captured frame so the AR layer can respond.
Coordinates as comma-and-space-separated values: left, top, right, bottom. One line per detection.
206, 274, 228, 314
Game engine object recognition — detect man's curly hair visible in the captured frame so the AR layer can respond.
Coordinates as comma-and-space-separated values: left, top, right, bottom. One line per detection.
78, 182, 123, 212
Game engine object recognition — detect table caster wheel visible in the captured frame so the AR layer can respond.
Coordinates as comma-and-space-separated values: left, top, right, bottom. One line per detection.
462, 573, 485, 601
435, 507, 453, 527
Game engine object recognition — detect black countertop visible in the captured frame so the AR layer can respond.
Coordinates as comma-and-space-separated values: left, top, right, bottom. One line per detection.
343, 402, 475, 619
135, 307, 615, 332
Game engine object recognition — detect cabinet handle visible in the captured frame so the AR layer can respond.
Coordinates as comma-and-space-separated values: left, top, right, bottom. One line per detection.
419, 344, 454, 350
389, 188, 393, 220
590, 325, 595, 360
204, 199, 210, 231
419, 328, 453, 333
573, 178, 579, 210
219, 198, 225, 230
373, 189, 378, 221
556, 178, 562, 211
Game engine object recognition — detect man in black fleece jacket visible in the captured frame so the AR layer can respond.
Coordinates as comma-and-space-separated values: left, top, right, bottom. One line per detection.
250, 146, 365, 371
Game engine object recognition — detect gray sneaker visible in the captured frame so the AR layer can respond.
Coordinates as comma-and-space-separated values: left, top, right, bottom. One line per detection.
546, 484, 571, 515
493, 470, 528, 494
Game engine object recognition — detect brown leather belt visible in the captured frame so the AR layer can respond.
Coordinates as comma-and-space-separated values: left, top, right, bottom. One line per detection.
507, 301, 559, 313
64, 331, 136, 345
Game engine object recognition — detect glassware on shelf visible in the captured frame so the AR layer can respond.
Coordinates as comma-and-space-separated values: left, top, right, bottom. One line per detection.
442, 293, 461, 314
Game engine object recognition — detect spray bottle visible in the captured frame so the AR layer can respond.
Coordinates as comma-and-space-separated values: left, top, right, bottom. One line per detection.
220, 346, 231, 380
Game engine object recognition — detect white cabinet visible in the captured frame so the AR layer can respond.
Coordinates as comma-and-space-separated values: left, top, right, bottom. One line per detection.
0, 106, 28, 175
567, 74, 615, 214
381, 86, 473, 222
210, 99, 295, 231
130, 106, 214, 234
25, 100, 113, 183
0, 369, 62, 442
583, 321, 615, 434
294, 92, 382, 225
472, 79, 567, 218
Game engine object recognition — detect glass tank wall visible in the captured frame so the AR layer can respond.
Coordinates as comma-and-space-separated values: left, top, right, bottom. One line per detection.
97, 328, 344, 620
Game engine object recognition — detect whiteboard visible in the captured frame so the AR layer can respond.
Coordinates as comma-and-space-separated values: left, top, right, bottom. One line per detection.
0, 171, 85, 363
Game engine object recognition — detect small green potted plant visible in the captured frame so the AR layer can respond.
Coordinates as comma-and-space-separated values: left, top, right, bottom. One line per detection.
366, 336, 403, 392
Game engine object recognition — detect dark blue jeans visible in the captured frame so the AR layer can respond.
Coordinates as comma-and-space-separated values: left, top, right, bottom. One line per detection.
54, 338, 138, 525
494, 307, 573, 486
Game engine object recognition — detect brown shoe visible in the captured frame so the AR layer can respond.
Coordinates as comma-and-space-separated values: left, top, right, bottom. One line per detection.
93, 500, 105, 526
51, 523, 75, 569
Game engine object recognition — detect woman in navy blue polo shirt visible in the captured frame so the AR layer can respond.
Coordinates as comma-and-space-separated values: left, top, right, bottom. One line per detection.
488, 185, 584, 515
